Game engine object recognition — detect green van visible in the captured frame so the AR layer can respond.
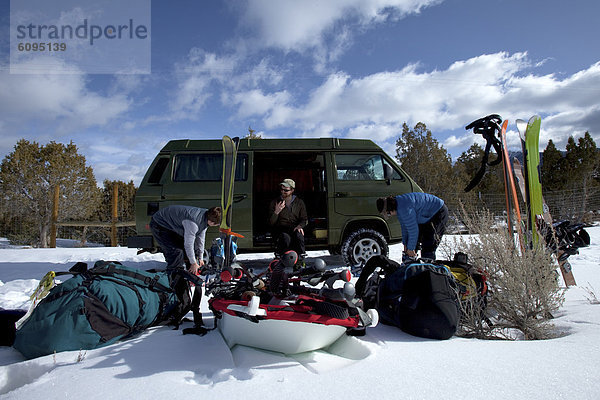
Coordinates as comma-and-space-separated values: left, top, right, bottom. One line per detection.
128, 138, 421, 267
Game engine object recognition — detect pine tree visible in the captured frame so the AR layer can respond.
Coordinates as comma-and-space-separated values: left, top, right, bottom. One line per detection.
0, 139, 100, 247
454, 143, 504, 200
541, 140, 564, 192
572, 132, 600, 218
562, 136, 580, 186
98, 180, 137, 223
395, 122, 456, 199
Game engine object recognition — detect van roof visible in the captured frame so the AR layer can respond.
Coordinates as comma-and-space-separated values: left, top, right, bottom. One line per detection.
160, 138, 383, 152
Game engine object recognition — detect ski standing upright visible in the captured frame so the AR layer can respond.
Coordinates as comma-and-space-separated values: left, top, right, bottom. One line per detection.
515, 116, 577, 286
220, 136, 242, 275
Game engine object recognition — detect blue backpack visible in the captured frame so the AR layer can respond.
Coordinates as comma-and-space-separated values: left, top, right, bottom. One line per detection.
14, 261, 180, 359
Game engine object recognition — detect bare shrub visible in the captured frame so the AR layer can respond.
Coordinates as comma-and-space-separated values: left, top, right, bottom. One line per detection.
76, 350, 87, 363
445, 204, 564, 340
582, 283, 600, 305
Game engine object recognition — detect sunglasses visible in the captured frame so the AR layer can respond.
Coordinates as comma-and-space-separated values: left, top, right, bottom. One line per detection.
280, 187, 292, 192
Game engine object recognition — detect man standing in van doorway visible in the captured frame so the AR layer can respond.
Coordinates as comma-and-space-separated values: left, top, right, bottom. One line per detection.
150, 205, 222, 273
377, 193, 448, 261
268, 178, 308, 260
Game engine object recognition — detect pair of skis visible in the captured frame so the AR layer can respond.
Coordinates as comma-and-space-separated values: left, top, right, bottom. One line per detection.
464, 115, 523, 245
465, 115, 576, 286
220, 136, 243, 273
514, 117, 576, 286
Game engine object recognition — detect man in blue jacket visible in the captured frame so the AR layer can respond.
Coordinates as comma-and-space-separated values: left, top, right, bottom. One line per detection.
377, 193, 448, 261
150, 205, 222, 274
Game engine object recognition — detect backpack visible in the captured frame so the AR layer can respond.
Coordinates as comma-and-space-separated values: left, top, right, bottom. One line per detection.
438, 252, 488, 305
13, 261, 181, 359
356, 255, 461, 340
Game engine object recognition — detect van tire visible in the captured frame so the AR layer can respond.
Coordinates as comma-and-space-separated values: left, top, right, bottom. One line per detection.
341, 228, 388, 268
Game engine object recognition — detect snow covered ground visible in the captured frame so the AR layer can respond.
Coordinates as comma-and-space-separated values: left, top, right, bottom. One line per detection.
1, 229, 599, 400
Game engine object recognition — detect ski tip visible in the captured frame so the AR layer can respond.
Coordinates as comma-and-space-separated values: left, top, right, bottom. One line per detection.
516, 119, 527, 132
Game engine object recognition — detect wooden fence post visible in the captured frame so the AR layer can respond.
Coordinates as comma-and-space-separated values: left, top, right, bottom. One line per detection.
111, 184, 119, 247
50, 185, 60, 248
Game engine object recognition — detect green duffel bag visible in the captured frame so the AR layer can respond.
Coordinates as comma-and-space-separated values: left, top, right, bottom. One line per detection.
14, 261, 179, 359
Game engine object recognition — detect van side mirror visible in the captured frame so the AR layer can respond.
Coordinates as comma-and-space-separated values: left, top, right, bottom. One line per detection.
384, 164, 394, 185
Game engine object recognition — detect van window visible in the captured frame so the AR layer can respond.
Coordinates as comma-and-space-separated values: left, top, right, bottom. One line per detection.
147, 157, 169, 184
173, 154, 248, 182
335, 154, 386, 181
382, 160, 406, 181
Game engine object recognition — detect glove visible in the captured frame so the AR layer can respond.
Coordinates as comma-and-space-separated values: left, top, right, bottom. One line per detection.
402, 253, 416, 264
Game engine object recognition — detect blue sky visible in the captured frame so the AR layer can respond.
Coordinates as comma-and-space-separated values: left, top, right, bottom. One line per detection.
1, 0, 600, 185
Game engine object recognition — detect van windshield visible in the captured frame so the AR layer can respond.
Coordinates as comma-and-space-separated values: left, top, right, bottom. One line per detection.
173, 153, 247, 181
335, 154, 385, 180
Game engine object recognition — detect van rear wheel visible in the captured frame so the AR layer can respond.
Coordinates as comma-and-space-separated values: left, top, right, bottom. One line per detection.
341, 228, 388, 268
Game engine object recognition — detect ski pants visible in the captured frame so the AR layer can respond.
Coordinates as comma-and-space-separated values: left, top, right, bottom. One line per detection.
418, 204, 449, 260
150, 220, 188, 269
275, 227, 305, 257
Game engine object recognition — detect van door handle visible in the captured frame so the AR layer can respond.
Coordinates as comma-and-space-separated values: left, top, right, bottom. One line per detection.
335, 192, 348, 198
233, 194, 248, 203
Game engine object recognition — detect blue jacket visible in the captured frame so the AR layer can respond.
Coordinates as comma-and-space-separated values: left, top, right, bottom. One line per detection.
395, 193, 444, 251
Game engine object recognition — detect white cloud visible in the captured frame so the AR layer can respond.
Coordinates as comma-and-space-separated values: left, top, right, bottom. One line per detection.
256, 52, 528, 131
169, 49, 237, 117
231, 89, 291, 119
170, 49, 287, 119
241, 0, 441, 52
230, 52, 600, 157
0, 58, 130, 133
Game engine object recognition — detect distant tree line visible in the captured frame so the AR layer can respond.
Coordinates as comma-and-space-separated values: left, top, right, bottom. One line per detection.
0, 139, 136, 247
1, 125, 598, 246
396, 122, 600, 221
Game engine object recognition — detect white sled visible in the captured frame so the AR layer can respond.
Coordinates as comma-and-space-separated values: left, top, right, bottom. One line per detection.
211, 296, 371, 354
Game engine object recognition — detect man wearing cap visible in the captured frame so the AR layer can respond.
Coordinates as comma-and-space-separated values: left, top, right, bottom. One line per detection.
268, 178, 308, 258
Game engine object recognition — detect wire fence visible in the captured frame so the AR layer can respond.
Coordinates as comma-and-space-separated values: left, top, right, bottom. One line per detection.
2, 187, 599, 247
443, 187, 600, 233
0, 186, 136, 247
53, 225, 137, 248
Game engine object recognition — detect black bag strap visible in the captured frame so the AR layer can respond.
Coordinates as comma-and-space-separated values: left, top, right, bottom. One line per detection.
464, 114, 503, 192
89, 261, 172, 293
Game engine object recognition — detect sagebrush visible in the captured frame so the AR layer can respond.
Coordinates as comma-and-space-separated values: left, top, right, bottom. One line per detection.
442, 205, 564, 340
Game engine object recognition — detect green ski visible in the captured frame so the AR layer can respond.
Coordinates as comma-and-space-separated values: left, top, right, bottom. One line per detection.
220, 135, 241, 270
515, 120, 577, 286
523, 116, 543, 244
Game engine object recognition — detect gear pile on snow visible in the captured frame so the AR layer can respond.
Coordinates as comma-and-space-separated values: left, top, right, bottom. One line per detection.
206, 251, 378, 354
356, 254, 488, 340
544, 220, 591, 261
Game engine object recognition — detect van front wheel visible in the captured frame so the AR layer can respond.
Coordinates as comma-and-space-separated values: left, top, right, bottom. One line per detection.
341, 228, 388, 268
